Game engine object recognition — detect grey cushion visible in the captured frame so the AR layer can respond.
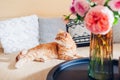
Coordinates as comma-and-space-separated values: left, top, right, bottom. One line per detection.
113, 19, 120, 43
39, 17, 66, 43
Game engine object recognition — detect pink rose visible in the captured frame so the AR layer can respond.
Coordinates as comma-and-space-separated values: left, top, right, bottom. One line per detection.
91, 0, 106, 5
84, 6, 114, 34
108, 0, 120, 11
74, 0, 90, 17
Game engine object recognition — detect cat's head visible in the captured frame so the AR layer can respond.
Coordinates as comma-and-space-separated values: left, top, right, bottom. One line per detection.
55, 30, 74, 47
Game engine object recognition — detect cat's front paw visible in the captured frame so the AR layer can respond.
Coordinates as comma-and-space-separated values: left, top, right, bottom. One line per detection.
16, 50, 28, 62
74, 54, 82, 58
15, 59, 25, 69
15, 62, 23, 69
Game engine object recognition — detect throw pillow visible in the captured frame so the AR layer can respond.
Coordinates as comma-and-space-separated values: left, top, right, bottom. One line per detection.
39, 17, 66, 43
67, 19, 120, 47
113, 19, 120, 43
66, 19, 90, 47
0, 15, 39, 54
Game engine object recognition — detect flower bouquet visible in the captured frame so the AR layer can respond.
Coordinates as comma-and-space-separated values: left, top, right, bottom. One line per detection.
65, 0, 120, 80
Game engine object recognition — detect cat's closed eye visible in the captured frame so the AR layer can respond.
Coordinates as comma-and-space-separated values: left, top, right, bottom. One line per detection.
56, 36, 62, 40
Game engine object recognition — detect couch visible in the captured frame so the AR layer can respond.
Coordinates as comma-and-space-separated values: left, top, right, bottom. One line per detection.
0, 15, 120, 80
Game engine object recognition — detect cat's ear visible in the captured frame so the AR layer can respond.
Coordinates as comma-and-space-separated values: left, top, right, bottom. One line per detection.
63, 32, 68, 38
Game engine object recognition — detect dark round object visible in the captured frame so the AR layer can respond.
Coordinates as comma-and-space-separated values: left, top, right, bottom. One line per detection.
47, 58, 119, 80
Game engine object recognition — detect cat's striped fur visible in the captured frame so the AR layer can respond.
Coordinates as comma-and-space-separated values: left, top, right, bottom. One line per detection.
15, 30, 81, 68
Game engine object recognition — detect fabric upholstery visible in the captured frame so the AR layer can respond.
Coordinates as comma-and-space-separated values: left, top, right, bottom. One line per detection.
0, 15, 39, 54
39, 17, 66, 43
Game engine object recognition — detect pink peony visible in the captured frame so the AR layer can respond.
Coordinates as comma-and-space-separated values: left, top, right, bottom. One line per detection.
70, 0, 76, 14
108, 0, 120, 11
91, 0, 106, 5
72, 0, 75, 5
84, 5, 114, 34
74, 0, 90, 17
70, 6, 76, 14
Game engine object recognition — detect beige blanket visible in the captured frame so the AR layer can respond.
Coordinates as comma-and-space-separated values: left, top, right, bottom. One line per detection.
0, 44, 120, 80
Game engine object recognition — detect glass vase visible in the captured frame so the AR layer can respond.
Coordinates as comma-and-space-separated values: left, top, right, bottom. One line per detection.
88, 29, 113, 80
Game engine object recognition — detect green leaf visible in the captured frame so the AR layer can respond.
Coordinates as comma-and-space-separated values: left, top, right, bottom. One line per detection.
113, 11, 120, 25
90, 2, 96, 7
113, 17, 118, 25
74, 18, 79, 23
63, 14, 70, 20
118, 12, 120, 17
86, 0, 90, 2
114, 11, 119, 15
104, 0, 110, 6
76, 14, 84, 21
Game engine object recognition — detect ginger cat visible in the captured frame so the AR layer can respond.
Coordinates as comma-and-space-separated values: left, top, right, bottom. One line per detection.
15, 30, 81, 68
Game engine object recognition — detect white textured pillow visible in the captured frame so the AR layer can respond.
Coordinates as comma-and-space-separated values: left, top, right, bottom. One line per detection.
39, 17, 66, 43
0, 15, 39, 54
